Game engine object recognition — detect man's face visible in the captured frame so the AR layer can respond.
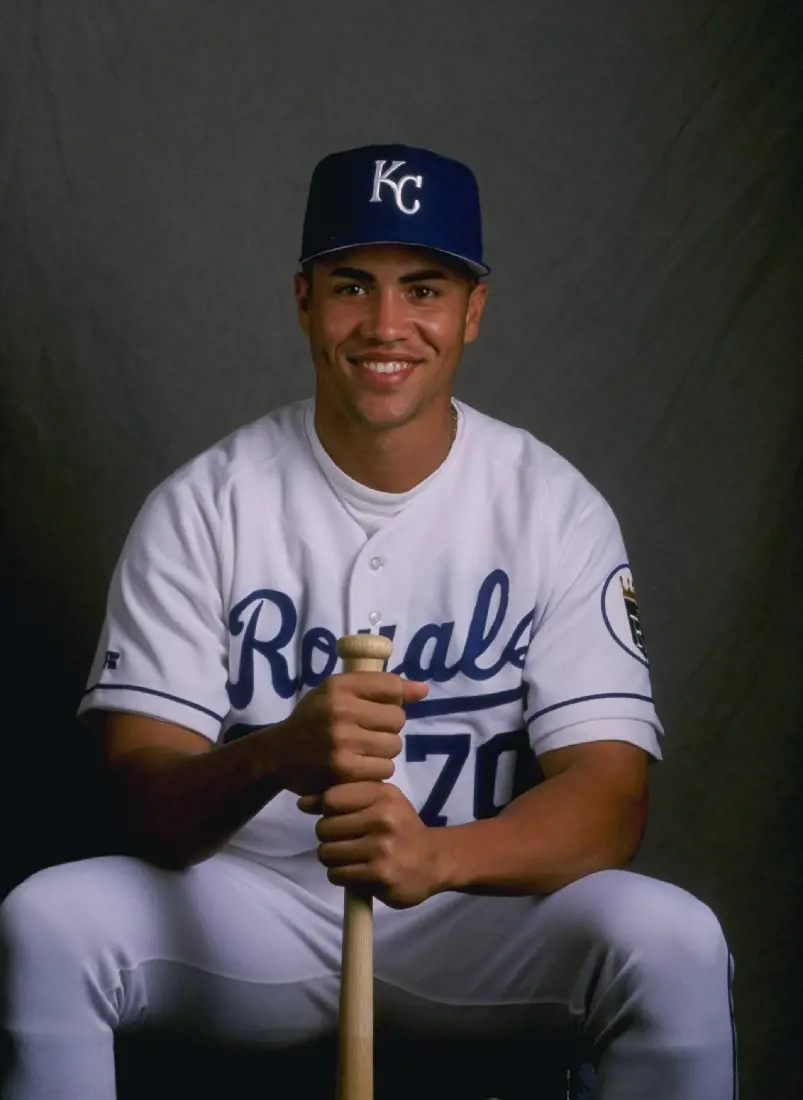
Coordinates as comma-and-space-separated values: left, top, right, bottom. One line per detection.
294, 245, 487, 431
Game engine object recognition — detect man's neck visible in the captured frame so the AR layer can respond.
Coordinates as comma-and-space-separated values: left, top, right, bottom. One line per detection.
313, 404, 457, 493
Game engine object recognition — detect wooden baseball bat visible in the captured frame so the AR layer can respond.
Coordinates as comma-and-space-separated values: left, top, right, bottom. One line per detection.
335, 633, 394, 1100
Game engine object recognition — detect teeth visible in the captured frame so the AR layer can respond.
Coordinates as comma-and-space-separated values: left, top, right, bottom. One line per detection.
361, 361, 411, 374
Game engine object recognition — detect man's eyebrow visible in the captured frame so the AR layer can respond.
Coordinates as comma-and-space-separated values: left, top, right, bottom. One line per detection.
328, 266, 375, 282
327, 266, 451, 284
399, 269, 450, 284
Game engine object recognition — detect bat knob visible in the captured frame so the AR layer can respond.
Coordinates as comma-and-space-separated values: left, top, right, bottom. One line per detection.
336, 633, 394, 663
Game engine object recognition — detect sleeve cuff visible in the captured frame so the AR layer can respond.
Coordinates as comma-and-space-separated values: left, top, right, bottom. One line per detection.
532, 718, 663, 761
526, 689, 663, 748
77, 683, 224, 741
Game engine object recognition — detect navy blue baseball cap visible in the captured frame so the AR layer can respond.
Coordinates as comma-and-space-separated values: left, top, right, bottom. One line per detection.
299, 144, 490, 276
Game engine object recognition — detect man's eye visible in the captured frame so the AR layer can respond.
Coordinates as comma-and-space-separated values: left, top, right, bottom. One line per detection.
408, 286, 438, 300
334, 283, 365, 296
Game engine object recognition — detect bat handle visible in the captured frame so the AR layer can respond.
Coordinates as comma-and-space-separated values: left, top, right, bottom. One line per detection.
335, 633, 393, 1100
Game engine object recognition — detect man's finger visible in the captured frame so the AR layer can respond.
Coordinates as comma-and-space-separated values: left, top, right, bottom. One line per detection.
353, 711, 406, 742
318, 838, 376, 867
316, 808, 375, 841
297, 781, 387, 814
297, 794, 321, 813
340, 672, 428, 705
325, 863, 380, 888
320, 781, 384, 815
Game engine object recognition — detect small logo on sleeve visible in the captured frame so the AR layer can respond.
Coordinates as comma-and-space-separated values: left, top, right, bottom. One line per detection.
601, 566, 648, 665
103, 650, 121, 671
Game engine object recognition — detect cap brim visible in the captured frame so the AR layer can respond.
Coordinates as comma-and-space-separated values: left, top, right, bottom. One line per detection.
299, 240, 490, 277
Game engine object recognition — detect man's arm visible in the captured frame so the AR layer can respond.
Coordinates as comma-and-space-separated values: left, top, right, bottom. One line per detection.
90, 672, 427, 870
94, 711, 286, 870
308, 738, 652, 906
434, 739, 650, 896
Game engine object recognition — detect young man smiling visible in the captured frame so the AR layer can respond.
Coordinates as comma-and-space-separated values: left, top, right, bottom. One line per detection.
296, 246, 486, 492
0, 144, 737, 1100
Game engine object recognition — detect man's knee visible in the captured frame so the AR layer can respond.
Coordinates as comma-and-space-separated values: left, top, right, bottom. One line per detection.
1, 860, 115, 964
578, 870, 731, 975
3, 868, 65, 946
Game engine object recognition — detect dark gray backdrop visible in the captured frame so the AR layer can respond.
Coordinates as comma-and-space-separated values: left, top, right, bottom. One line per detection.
1, 2, 801, 1096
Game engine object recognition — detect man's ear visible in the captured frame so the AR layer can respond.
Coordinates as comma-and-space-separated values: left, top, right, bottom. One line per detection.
294, 272, 312, 336
464, 280, 488, 344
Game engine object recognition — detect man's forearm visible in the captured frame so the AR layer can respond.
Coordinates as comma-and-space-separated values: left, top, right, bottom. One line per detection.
434, 761, 649, 897
111, 729, 285, 869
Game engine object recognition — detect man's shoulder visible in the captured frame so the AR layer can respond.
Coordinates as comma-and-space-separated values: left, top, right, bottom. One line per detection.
127, 400, 311, 532
157, 398, 311, 502
460, 401, 605, 510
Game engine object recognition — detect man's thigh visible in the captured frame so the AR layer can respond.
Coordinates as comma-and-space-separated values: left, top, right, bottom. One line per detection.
370, 889, 591, 1097
371, 868, 678, 1037
374, 887, 565, 1007
2, 851, 344, 1046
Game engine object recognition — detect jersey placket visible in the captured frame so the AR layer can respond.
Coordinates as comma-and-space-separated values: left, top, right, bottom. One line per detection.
346, 538, 398, 641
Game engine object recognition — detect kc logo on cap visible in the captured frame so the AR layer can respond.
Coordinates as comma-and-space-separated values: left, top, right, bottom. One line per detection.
370, 160, 423, 216
299, 143, 490, 276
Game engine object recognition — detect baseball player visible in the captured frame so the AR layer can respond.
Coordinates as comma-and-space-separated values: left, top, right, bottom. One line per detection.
0, 145, 737, 1099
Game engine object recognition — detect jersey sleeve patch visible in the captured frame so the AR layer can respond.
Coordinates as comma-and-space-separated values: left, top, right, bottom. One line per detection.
601, 564, 648, 666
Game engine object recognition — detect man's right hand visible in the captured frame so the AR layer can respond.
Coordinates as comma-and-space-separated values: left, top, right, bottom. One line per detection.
266, 672, 429, 796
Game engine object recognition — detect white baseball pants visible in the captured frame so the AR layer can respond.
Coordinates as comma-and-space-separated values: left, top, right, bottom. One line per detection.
0, 850, 737, 1099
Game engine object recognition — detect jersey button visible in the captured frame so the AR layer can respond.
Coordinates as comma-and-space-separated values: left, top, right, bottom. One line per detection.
368, 610, 381, 626
370, 556, 384, 571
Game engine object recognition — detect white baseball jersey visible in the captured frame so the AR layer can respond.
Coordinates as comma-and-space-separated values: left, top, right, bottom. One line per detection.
78, 397, 663, 874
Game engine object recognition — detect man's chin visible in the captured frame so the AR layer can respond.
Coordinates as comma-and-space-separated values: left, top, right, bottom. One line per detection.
346, 391, 421, 431
356, 409, 417, 432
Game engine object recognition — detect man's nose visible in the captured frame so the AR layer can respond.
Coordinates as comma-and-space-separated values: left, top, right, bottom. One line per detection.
359, 288, 409, 344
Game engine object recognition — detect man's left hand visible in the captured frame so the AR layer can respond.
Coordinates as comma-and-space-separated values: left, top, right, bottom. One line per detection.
297, 782, 447, 909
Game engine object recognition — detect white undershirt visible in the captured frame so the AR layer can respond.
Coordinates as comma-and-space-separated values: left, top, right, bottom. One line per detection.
303, 401, 463, 538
